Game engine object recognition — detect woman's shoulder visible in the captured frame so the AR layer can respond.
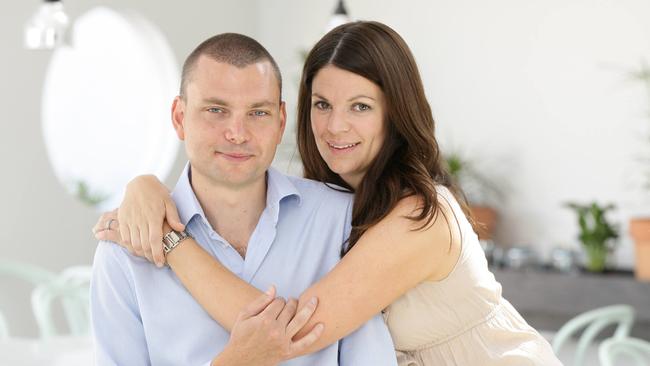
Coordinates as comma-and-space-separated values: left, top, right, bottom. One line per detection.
361, 191, 462, 281
385, 187, 458, 227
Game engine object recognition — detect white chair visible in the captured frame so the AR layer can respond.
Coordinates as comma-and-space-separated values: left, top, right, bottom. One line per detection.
0, 259, 56, 285
0, 262, 94, 366
31, 266, 93, 338
599, 337, 650, 366
552, 304, 635, 366
0, 260, 56, 338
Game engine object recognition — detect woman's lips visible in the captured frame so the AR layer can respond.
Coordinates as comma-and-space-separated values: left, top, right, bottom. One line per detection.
327, 141, 360, 153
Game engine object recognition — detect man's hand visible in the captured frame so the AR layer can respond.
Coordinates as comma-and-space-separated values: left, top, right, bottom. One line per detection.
212, 286, 324, 366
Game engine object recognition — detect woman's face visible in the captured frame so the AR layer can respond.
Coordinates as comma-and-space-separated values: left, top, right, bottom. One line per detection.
310, 65, 386, 189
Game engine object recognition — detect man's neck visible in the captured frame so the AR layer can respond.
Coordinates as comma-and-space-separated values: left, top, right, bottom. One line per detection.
190, 170, 267, 256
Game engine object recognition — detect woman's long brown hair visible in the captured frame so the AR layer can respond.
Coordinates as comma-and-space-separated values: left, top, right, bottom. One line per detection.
297, 21, 475, 255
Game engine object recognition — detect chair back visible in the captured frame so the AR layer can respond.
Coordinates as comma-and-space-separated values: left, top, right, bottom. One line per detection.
599, 337, 650, 366
552, 304, 635, 366
0, 260, 56, 338
31, 266, 93, 338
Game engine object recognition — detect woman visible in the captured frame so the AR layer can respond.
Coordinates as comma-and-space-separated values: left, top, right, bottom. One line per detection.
96, 21, 561, 365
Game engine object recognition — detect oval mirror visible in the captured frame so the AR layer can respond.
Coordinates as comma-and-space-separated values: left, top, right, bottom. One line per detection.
42, 6, 179, 210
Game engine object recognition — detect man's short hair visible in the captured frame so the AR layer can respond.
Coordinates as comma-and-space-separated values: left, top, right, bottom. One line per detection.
180, 33, 283, 100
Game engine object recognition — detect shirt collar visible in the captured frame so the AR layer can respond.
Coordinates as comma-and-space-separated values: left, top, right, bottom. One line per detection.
171, 162, 302, 226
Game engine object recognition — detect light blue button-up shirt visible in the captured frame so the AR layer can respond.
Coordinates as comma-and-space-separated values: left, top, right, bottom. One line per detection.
91, 164, 397, 366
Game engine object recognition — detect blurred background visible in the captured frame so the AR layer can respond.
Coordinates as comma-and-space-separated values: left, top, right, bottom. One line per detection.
2, 0, 650, 365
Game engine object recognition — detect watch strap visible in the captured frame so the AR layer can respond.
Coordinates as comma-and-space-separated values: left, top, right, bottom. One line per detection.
162, 230, 191, 254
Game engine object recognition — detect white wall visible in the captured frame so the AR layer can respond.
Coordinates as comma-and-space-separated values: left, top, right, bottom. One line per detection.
0, 0, 257, 337
259, 0, 650, 268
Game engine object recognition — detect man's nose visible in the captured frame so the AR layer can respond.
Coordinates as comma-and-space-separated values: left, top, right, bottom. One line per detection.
224, 115, 250, 144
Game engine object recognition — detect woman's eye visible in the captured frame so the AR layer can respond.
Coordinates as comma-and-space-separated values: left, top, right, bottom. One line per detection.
352, 103, 371, 112
313, 101, 330, 110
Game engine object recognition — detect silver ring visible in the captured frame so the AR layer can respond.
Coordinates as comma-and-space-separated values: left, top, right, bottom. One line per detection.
105, 218, 116, 231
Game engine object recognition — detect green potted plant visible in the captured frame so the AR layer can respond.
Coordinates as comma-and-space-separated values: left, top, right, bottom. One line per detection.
445, 152, 504, 241
628, 61, 650, 281
565, 202, 619, 272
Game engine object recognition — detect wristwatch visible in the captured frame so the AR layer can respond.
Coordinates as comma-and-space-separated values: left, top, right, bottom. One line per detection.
162, 230, 191, 255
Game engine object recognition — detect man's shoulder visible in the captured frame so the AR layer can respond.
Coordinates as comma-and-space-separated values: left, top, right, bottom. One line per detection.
94, 241, 127, 263
92, 241, 146, 275
284, 174, 353, 206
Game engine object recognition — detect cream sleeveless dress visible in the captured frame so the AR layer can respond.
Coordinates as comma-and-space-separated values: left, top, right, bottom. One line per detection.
383, 186, 562, 365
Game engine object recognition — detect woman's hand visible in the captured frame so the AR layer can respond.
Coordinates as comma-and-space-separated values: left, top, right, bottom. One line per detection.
94, 175, 183, 267
119, 175, 183, 267
93, 208, 136, 248
92, 211, 169, 262
212, 287, 324, 366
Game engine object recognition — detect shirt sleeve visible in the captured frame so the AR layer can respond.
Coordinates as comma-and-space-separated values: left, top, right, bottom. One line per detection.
338, 313, 397, 366
90, 241, 151, 366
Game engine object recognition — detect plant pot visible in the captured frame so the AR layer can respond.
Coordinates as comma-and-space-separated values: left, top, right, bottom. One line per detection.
630, 217, 650, 281
470, 206, 497, 241
582, 245, 608, 272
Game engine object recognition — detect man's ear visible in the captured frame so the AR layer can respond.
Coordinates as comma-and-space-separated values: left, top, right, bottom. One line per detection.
171, 96, 186, 140
277, 101, 287, 144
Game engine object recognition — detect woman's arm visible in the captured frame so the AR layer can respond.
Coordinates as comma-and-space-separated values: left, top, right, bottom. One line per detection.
96, 177, 462, 355
94, 208, 270, 330
95, 214, 324, 363
171, 195, 460, 354
94, 207, 264, 329
291, 195, 461, 342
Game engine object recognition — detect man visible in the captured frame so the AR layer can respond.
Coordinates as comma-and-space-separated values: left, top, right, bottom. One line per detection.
90, 33, 396, 365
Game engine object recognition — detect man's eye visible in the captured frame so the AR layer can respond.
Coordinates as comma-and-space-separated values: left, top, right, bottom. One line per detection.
252, 110, 269, 117
207, 107, 224, 113
313, 101, 330, 110
352, 103, 371, 112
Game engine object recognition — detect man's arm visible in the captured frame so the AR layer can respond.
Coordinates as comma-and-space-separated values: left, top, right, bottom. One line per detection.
91, 242, 151, 365
338, 313, 397, 366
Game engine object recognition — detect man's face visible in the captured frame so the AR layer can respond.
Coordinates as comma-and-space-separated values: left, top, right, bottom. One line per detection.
172, 56, 286, 190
